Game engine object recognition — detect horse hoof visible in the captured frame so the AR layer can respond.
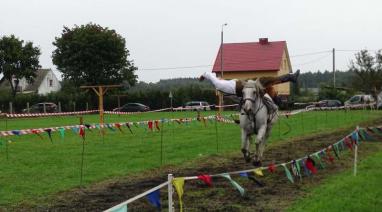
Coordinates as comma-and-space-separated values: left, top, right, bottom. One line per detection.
252, 160, 262, 167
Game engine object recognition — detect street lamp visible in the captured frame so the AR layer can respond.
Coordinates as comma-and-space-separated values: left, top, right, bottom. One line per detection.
220, 23, 228, 78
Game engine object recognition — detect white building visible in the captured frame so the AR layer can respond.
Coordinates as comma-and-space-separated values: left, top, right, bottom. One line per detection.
0, 69, 61, 95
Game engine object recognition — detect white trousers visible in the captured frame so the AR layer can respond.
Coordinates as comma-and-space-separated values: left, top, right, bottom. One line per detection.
202, 72, 236, 95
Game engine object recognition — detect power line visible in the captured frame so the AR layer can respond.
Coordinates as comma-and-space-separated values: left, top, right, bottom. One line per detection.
294, 54, 331, 66
138, 50, 332, 71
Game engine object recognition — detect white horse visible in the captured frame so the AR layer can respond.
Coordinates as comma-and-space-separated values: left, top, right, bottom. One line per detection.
239, 80, 278, 166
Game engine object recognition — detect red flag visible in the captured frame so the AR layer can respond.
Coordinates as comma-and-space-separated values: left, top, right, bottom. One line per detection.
79, 126, 85, 138
305, 158, 317, 174
344, 137, 353, 151
115, 123, 123, 133
197, 175, 212, 187
148, 121, 153, 131
268, 163, 276, 173
325, 146, 335, 163
31, 129, 43, 139
155, 120, 160, 131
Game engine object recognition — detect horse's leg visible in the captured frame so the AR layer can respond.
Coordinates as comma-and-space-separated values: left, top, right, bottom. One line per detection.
253, 125, 267, 166
241, 129, 251, 163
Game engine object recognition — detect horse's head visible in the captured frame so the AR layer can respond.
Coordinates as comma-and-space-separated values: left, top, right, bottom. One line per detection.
242, 80, 261, 113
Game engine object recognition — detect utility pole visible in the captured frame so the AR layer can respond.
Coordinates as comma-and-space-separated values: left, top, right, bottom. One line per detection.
333, 48, 336, 88
219, 23, 228, 114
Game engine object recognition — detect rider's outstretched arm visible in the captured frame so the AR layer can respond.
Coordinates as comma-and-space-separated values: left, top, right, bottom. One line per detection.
200, 72, 237, 95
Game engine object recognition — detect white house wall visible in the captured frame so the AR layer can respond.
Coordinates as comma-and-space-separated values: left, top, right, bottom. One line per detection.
37, 71, 61, 95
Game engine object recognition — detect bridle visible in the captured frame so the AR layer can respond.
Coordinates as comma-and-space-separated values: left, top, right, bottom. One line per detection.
241, 85, 265, 122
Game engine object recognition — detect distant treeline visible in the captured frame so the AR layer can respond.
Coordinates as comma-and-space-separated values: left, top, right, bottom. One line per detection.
298, 70, 355, 89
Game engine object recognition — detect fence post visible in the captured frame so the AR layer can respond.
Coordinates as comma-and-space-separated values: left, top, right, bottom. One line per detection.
73, 102, 76, 112
27, 102, 30, 113
160, 120, 164, 165
43, 103, 46, 113
58, 102, 62, 112
9, 102, 13, 114
86, 102, 89, 111
354, 126, 359, 176
215, 115, 219, 153
168, 174, 174, 212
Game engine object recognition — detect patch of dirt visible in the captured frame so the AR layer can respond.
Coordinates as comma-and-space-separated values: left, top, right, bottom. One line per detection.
14, 120, 382, 212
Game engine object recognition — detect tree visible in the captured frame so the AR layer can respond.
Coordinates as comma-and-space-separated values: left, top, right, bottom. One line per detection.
0, 35, 41, 97
349, 50, 382, 107
52, 23, 138, 87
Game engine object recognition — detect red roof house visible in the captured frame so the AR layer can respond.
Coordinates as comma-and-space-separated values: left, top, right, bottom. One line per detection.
212, 38, 292, 95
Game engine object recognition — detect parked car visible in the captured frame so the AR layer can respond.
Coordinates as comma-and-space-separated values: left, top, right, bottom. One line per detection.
113, 103, 150, 112
345, 95, 375, 106
22, 102, 58, 113
184, 101, 211, 111
316, 99, 342, 107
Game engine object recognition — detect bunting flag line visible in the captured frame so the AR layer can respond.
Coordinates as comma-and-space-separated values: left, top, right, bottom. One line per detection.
106, 126, 381, 212
0, 114, 236, 137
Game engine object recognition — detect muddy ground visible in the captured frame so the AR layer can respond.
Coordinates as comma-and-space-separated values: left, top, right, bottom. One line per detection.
15, 121, 382, 212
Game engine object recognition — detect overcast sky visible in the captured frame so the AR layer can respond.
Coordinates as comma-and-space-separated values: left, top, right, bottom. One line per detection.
1, 0, 381, 82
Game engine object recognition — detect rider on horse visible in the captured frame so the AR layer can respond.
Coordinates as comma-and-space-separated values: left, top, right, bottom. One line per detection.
199, 70, 300, 106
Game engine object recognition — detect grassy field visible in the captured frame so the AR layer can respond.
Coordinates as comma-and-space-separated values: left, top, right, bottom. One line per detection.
288, 145, 382, 211
0, 109, 381, 207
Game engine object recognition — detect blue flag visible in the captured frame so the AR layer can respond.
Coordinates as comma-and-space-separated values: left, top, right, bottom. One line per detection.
146, 190, 161, 210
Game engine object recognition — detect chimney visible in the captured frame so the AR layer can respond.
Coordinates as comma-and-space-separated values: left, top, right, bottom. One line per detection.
259, 38, 269, 45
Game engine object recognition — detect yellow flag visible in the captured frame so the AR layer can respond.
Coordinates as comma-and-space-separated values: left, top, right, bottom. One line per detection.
254, 168, 264, 177
173, 177, 185, 212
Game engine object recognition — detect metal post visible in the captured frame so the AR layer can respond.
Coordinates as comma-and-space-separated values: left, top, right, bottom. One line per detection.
168, 174, 174, 212
27, 102, 30, 113
160, 120, 164, 165
43, 103, 46, 113
86, 102, 89, 111
354, 143, 358, 176
333, 48, 336, 88
73, 102, 76, 112
215, 115, 219, 153
354, 126, 359, 176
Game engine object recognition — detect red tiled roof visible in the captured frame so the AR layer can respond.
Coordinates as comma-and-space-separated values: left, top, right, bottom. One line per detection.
212, 41, 286, 73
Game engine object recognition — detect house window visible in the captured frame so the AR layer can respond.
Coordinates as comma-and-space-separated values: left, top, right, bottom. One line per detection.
49, 79, 53, 87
